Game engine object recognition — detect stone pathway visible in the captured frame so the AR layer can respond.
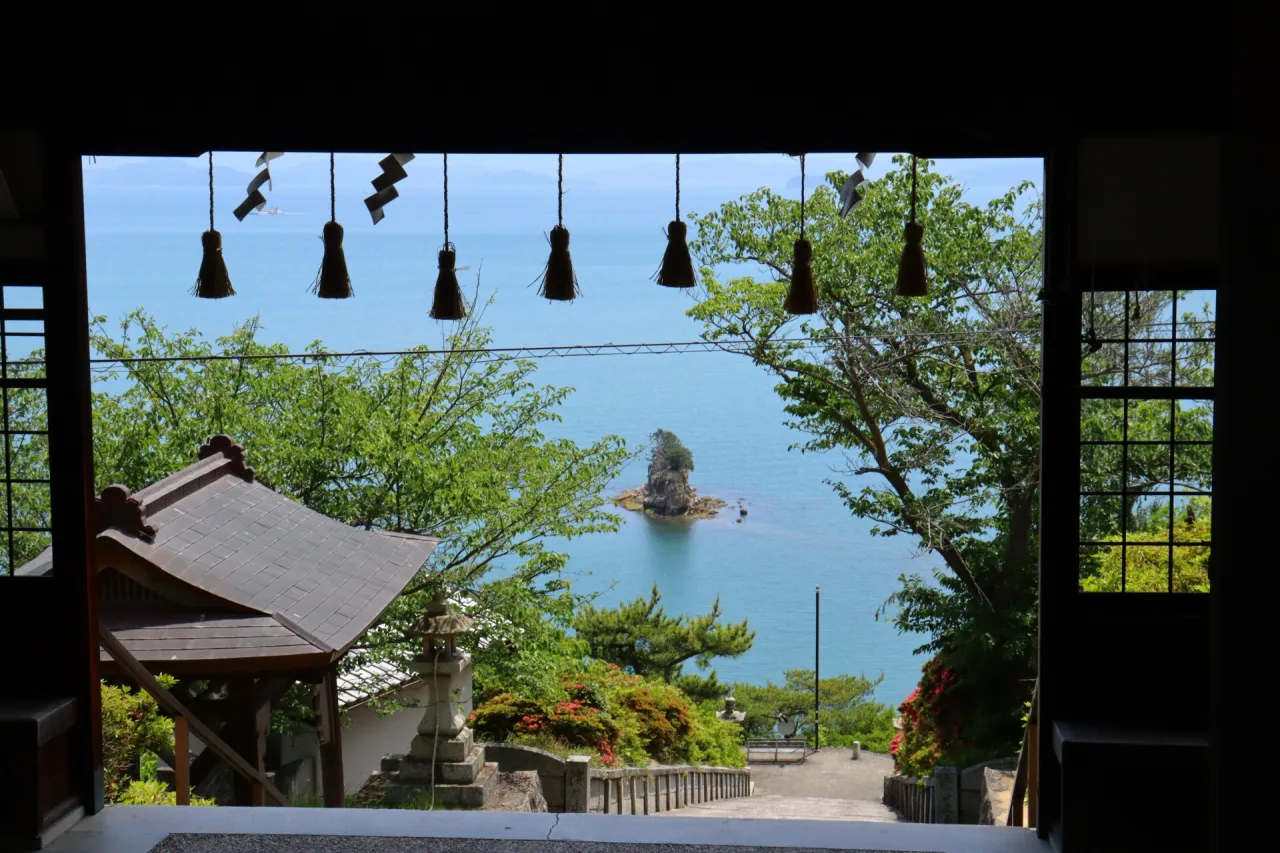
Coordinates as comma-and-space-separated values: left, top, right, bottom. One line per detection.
667, 794, 900, 823
667, 748, 901, 823
748, 747, 896, 803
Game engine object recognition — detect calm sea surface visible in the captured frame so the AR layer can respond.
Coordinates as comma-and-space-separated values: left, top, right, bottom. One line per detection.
79, 158, 1040, 708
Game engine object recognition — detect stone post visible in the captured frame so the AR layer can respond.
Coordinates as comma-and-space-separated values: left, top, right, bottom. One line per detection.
566, 755, 590, 813
932, 765, 959, 824
850, 741, 861, 760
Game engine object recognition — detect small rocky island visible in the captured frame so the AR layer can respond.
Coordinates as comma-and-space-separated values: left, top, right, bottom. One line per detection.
613, 429, 729, 520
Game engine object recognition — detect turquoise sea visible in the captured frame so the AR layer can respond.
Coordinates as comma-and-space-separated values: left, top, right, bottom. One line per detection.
79, 154, 1042, 710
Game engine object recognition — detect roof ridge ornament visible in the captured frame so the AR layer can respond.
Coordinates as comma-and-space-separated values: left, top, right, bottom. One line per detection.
198, 435, 256, 482
94, 484, 158, 542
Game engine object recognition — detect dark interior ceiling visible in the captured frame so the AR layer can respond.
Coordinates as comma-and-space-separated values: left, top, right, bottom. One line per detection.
7, 22, 1234, 157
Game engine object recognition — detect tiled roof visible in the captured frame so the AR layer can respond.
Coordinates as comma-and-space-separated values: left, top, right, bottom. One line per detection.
337, 659, 417, 709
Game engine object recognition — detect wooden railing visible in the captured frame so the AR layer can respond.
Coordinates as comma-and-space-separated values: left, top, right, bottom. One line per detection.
1008, 677, 1039, 828
883, 774, 935, 823
744, 737, 809, 764
589, 765, 751, 815
99, 625, 290, 807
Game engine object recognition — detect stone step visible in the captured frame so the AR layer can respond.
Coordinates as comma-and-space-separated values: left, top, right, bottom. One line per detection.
385, 761, 498, 809
396, 746, 485, 785
666, 795, 901, 823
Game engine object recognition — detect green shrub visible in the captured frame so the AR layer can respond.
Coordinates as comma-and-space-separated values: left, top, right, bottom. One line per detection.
101, 678, 178, 804
116, 779, 215, 807
471, 660, 741, 769
615, 684, 693, 759
468, 692, 544, 741
681, 703, 746, 768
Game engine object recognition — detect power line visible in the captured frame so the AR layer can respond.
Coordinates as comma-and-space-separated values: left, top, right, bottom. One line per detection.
65, 329, 1044, 367
4, 318, 1213, 369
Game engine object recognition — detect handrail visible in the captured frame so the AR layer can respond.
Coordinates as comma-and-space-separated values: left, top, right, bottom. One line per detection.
1008, 677, 1039, 827
99, 624, 290, 807
588, 764, 750, 815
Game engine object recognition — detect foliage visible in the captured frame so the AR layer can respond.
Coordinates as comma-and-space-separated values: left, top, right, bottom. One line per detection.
573, 583, 754, 698
688, 156, 1215, 760
83, 300, 630, 722
470, 661, 744, 768
684, 702, 747, 768
890, 656, 1017, 777
730, 670, 896, 753
1081, 498, 1211, 592
650, 428, 694, 472
115, 779, 215, 807
101, 676, 178, 804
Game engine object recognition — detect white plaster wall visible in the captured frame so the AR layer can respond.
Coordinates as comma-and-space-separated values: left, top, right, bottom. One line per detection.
340, 682, 431, 793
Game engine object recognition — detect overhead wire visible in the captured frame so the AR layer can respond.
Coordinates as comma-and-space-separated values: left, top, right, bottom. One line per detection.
4, 319, 1212, 371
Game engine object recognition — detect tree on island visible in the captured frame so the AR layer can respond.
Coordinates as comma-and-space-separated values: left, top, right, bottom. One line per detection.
573, 583, 754, 701
689, 156, 1215, 766
650, 428, 694, 472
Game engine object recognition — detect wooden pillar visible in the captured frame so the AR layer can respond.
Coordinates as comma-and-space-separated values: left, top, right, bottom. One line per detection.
227, 679, 270, 807
318, 664, 345, 808
173, 716, 190, 806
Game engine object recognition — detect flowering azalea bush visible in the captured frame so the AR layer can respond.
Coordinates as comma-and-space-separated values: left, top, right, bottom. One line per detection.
891, 658, 973, 778
469, 660, 742, 768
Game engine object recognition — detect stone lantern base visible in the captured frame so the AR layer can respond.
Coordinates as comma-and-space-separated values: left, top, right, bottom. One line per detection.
381, 652, 496, 808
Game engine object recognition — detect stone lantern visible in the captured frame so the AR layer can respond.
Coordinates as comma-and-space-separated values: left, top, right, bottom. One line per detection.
717, 695, 746, 724
383, 590, 495, 807
410, 590, 475, 660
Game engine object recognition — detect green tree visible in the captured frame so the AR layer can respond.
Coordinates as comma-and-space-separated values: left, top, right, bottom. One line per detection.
84, 300, 631, 696
731, 671, 896, 752
573, 583, 754, 699
688, 156, 1214, 762
1081, 498, 1211, 593
650, 428, 694, 472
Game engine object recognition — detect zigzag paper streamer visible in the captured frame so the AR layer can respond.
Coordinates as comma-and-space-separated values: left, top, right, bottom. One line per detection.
364, 154, 415, 224
233, 152, 285, 221
838, 152, 876, 218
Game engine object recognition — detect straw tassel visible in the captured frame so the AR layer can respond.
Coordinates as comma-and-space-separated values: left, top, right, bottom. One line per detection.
193, 153, 234, 299
313, 222, 352, 299
784, 238, 817, 314
784, 154, 818, 315
896, 155, 929, 297
194, 229, 234, 299
313, 155, 352, 299
655, 154, 696, 288
539, 154, 578, 301
657, 220, 696, 288
430, 246, 466, 320
540, 225, 578, 301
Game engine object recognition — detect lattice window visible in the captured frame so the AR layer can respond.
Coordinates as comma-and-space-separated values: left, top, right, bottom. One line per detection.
0, 278, 50, 576
1078, 285, 1215, 593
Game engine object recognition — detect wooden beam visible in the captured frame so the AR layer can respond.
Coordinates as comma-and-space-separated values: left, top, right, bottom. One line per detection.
97, 625, 289, 806
173, 717, 190, 806
319, 664, 345, 807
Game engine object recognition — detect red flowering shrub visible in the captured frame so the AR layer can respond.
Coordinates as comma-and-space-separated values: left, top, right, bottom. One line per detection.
892, 658, 973, 778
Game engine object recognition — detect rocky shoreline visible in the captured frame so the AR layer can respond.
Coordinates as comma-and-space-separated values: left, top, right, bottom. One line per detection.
612, 487, 728, 520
